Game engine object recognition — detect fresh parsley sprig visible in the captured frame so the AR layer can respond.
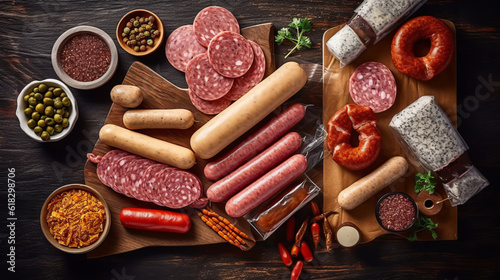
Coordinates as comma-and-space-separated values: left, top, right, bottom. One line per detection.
414, 171, 437, 194
275, 18, 312, 59
408, 216, 438, 241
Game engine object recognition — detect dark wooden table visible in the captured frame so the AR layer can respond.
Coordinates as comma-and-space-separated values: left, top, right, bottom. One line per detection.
1, 1, 499, 279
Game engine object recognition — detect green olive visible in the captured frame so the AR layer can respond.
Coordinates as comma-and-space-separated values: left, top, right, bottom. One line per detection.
29, 104, 35, 110
29, 92, 35, 97
28, 97, 38, 106
37, 119, 46, 128
38, 84, 48, 93
31, 112, 40, 121
33, 126, 43, 135
35, 103, 45, 113
27, 119, 36, 128
44, 106, 54, 117
54, 124, 63, 133
24, 107, 33, 116
62, 97, 71, 107
62, 118, 69, 128
43, 97, 54, 106
147, 39, 153, 46
44, 91, 53, 98
40, 115, 46, 120
48, 87, 55, 92
53, 88, 62, 97
63, 110, 70, 118
33, 87, 39, 93
45, 117, 55, 126
40, 131, 50, 141
60, 92, 67, 98
56, 108, 65, 115
54, 114, 63, 123
34, 92, 43, 100
46, 126, 55, 135
53, 99, 63, 109
23, 95, 30, 102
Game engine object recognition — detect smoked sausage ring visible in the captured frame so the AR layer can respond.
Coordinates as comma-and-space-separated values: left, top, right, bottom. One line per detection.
326, 104, 381, 170
391, 16, 454, 81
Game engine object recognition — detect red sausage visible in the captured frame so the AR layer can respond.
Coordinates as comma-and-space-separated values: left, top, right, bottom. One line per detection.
207, 132, 303, 202
225, 154, 307, 218
204, 103, 306, 181
120, 207, 191, 233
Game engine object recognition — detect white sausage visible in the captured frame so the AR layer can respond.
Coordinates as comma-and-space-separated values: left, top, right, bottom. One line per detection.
99, 124, 196, 169
110, 85, 143, 108
123, 109, 194, 130
337, 156, 409, 210
190, 62, 307, 159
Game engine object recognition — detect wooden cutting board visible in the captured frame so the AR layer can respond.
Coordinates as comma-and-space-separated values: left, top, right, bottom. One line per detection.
322, 21, 458, 243
84, 23, 276, 258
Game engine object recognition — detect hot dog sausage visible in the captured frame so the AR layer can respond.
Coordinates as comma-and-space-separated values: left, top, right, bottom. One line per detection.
99, 124, 196, 169
225, 154, 307, 218
204, 103, 306, 181
190, 62, 307, 159
337, 156, 409, 210
120, 207, 191, 233
123, 109, 194, 130
110, 85, 143, 108
207, 132, 303, 202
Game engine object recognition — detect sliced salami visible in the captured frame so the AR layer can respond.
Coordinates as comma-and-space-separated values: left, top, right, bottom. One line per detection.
112, 155, 140, 195
349, 61, 397, 113
207, 31, 254, 78
165, 25, 207, 72
158, 170, 202, 209
94, 149, 130, 188
125, 158, 156, 200
193, 6, 240, 48
224, 40, 266, 100
142, 163, 173, 203
188, 89, 231, 115
185, 53, 234, 100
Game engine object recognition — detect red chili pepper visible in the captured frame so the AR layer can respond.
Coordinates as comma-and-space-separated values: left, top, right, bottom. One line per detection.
290, 244, 300, 258
300, 241, 313, 262
311, 222, 320, 249
291, 260, 303, 280
278, 242, 293, 267
286, 216, 296, 243
310, 200, 321, 216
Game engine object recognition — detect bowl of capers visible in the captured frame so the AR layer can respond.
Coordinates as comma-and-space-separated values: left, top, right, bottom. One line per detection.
16, 79, 78, 142
116, 9, 164, 56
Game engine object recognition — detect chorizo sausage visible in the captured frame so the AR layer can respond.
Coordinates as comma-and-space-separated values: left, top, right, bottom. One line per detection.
190, 62, 307, 159
337, 156, 409, 210
204, 103, 306, 181
99, 124, 196, 169
123, 109, 194, 130
120, 207, 191, 233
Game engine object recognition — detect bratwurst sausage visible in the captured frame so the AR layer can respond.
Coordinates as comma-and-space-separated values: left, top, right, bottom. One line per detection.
190, 62, 307, 159
120, 207, 191, 233
337, 156, 409, 210
123, 109, 194, 130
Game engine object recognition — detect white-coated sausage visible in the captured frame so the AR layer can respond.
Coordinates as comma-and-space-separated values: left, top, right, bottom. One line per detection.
190, 62, 307, 159
99, 124, 196, 169
337, 156, 409, 210
123, 109, 194, 130
110, 85, 143, 108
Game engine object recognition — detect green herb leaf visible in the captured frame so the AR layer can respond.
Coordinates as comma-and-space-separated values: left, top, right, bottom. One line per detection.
414, 171, 436, 194
407, 216, 439, 242
275, 18, 312, 58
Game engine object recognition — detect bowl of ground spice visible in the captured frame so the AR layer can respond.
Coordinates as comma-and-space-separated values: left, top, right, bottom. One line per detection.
51, 26, 118, 90
40, 184, 111, 254
376, 192, 418, 233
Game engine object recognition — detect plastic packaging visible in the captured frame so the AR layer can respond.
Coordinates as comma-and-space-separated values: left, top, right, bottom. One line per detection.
326, 0, 427, 67
389, 96, 489, 206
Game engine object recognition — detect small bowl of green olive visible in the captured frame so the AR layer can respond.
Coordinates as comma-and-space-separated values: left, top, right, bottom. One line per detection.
16, 79, 78, 142
116, 9, 164, 56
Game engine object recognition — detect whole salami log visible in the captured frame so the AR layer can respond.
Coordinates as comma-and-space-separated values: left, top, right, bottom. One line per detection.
204, 103, 306, 181
207, 31, 254, 78
225, 154, 308, 218
165, 25, 207, 72
193, 6, 240, 47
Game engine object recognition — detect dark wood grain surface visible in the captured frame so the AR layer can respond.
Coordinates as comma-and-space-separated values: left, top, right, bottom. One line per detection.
1, 0, 499, 279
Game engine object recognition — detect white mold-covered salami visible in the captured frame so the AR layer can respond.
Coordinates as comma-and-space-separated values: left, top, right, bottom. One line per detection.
185, 53, 234, 101
193, 6, 240, 47
188, 89, 231, 115
165, 25, 207, 72
349, 61, 397, 113
225, 40, 266, 101
326, 25, 366, 68
208, 31, 254, 78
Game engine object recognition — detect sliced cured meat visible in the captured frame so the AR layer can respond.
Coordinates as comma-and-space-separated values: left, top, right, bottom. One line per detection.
142, 163, 173, 203
93, 149, 130, 187
349, 61, 397, 113
185, 53, 234, 101
158, 170, 202, 209
149, 167, 177, 206
125, 158, 156, 200
188, 89, 231, 115
189, 197, 209, 209
165, 25, 207, 72
112, 155, 139, 195
225, 40, 266, 100
193, 6, 240, 48
208, 31, 254, 78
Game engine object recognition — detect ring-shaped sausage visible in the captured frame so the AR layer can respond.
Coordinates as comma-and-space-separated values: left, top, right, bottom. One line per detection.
391, 16, 454, 81
326, 104, 381, 170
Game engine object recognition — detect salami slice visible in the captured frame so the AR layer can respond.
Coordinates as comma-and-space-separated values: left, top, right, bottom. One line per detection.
349, 61, 397, 113
207, 31, 254, 78
185, 53, 234, 101
142, 163, 173, 203
125, 158, 156, 200
94, 149, 130, 188
112, 155, 140, 195
157, 170, 202, 209
188, 89, 231, 115
224, 40, 266, 100
193, 6, 240, 48
165, 25, 207, 72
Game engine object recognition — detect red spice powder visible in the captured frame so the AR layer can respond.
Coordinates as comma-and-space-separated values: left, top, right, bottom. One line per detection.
378, 193, 416, 231
60, 33, 111, 82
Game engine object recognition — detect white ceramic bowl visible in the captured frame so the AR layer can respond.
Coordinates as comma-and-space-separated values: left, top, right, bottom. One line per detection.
51, 26, 118, 90
16, 79, 78, 142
